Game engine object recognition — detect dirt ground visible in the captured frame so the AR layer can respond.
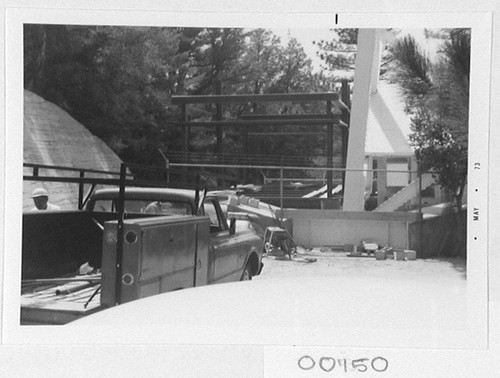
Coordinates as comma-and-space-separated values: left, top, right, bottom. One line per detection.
251, 247, 474, 350
255, 247, 467, 282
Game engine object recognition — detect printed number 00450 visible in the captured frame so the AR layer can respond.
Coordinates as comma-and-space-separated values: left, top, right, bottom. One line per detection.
297, 356, 389, 373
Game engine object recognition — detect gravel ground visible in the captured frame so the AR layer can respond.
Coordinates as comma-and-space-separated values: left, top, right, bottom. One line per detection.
255, 247, 467, 282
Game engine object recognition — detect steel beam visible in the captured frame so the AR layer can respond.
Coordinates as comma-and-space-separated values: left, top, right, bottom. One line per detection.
175, 118, 339, 127
172, 92, 339, 104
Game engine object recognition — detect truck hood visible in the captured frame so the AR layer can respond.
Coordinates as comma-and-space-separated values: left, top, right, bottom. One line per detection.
68, 275, 472, 350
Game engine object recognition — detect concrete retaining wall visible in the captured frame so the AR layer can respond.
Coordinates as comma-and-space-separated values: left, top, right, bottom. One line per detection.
252, 197, 343, 209
278, 209, 419, 250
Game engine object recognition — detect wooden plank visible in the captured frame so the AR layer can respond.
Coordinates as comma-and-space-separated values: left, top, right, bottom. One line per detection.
171, 92, 339, 105
21, 286, 101, 309
22, 276, 101, 285
347, 254, 374, 258
22, 283, 99, 300
62, 286, 100, 302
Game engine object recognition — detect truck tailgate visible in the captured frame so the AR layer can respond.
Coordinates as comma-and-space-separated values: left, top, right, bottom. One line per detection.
21, 276, 102, 325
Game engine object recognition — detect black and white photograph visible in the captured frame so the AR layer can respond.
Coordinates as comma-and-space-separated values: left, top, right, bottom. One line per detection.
19, 25, 473, 328
1, 2, 498, 377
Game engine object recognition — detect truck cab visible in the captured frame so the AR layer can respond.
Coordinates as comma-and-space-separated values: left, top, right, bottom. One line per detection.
21, 185, 263, 324
87, 187, 264, 306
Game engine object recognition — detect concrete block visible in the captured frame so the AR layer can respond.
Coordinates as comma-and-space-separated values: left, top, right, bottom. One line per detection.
394, 250, 406, 261
248, 198, 260, 208
343, 244, 355, 252
375, 250, 386, 260
405, 250, 417, 261
362, 242, 378, 252
239, 196, 249, 205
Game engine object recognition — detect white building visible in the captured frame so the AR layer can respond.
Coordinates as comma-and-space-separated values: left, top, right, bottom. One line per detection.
343, 29, 449, 212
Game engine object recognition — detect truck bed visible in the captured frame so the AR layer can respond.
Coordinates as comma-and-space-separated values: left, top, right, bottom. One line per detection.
21, 275, 102, 325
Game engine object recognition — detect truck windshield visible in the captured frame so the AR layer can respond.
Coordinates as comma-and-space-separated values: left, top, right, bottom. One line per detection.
91, 199, 192, 216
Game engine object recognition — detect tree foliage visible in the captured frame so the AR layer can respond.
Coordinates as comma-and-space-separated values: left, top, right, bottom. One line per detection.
389, 29, 470, 208
314, 28, 395, 84
187, 28, 247, 96
24, 25, 191, 173
24, 25, 332, 184
389, 29, 470, 257
238, 29, 282, 96
389, 35, 432, 110
313, 29, 357, 77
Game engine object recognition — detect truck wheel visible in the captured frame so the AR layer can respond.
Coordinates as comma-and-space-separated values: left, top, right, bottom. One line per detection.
241, 264, 253, 281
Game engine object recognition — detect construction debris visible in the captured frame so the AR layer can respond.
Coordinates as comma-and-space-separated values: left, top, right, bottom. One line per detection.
262, 226, 318, 263
264, 226, 296, 259
292, 257, 317, 263
345, 243, 417, 262
362, 241, 379, 255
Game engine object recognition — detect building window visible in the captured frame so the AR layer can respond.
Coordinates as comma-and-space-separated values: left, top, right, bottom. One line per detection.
386, 158, 410, 187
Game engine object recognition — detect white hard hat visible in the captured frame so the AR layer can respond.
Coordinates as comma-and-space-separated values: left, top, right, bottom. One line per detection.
31, 188, 49, 198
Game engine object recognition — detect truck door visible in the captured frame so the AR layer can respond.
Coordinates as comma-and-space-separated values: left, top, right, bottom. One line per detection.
204, 198, 241, 283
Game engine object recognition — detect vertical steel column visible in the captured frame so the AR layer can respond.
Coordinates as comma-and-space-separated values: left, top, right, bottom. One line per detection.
326, 100, 333, 198
78, 171, 85, 209
216, 102, 223, 187
242, 125, 249, 182
280, 157, 284, 219
182, 103, 189, 184
418, 161, 423, 259
114, 163, 127, 305
341, 80, 351, 192
157, 148, 170, 185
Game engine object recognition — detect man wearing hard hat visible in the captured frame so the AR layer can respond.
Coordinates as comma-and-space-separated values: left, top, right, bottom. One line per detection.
31, 188, 61, 211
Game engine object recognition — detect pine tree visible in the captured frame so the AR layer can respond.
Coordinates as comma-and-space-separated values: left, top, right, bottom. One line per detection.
313, 29, 357, 80
389, 29, 470, 257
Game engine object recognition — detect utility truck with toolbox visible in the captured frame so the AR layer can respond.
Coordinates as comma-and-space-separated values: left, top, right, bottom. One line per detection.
21, 163, 263, 325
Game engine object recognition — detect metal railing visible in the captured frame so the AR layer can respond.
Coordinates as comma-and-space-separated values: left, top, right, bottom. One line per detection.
167, 162, 432, 212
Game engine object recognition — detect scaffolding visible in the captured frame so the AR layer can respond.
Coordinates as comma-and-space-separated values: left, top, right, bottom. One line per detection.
171, 91, 350, 197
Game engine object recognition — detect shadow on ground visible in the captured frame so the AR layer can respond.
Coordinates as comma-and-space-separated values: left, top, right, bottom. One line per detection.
443, 257, 466, 279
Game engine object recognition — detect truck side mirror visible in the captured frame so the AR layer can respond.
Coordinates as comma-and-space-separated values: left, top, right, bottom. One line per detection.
229, 218, 236, 235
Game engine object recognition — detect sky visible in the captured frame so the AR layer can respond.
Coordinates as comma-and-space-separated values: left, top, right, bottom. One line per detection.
271, 28, 333, 72
271, 28, 444, 74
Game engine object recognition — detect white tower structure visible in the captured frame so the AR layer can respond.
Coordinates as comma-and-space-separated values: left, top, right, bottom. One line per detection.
342, 29, 420, 212
342, 29, 380, 211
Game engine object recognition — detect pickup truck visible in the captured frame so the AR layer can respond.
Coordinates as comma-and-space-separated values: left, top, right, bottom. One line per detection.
21, 186, 263, 325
